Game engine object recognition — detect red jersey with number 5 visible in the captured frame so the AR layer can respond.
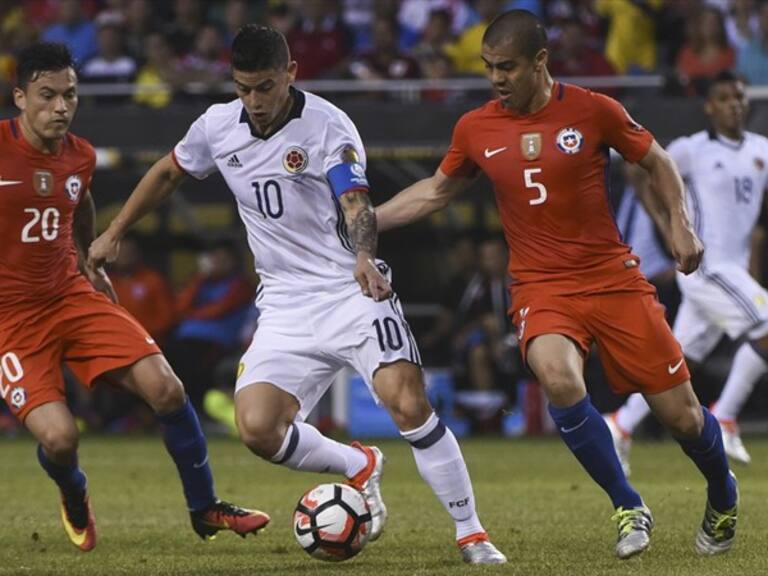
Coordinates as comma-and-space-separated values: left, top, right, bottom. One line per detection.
440, 82, 653, 291
0, 118, 96, 314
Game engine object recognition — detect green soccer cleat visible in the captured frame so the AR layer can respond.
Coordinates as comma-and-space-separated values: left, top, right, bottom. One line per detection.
695, 474, 738, 555
612, 505, 653, 559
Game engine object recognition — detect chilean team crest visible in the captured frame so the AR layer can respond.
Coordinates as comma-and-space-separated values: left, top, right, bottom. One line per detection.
283, 146, 308, 174
34, 170, 53, 197
556, 128, 583, 155
65, 175, 82, 202
521, 133, 542, 160
10, 387, 26, 409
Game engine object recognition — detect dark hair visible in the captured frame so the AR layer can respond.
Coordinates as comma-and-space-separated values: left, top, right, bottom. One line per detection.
231, 24, 290, 71
706, 69, 746, 97
16, 42, 75, 89
482, 9, 547, 60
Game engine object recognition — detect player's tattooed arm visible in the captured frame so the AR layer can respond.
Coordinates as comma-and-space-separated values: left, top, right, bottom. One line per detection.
340, 190, 377, 256
74, 190, 118, 302
340, 190, 392, 301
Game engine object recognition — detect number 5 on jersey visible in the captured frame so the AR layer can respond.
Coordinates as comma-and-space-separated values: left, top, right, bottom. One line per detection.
524, 168, 547, 206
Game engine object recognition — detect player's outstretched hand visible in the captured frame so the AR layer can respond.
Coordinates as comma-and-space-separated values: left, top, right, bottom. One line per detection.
354, 255, 392, 302
670, 222, 704, 274
88, 231, 121, 269
84, 264, 119, 303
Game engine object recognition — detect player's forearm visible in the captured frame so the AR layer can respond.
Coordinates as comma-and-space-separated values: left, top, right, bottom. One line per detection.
376, 176, 448, 232
341, 190, 378, 258
644, 151, 692, 233
73, 191, 97, 260
107, 155, 184, 239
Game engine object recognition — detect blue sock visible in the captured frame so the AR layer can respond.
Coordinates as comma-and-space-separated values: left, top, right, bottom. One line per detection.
37, 444, 87, 495
157, 397, 216, 512
677, 408, 737, 512
548, 395, 643, 510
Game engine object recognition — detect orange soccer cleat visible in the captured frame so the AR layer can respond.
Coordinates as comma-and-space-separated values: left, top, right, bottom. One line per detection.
59, 489, 96, 552
190, 499, 270, 540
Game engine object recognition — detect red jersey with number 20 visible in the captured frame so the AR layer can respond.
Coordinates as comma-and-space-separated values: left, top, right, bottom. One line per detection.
440, 82, 653, 291
0, 118, 96, 314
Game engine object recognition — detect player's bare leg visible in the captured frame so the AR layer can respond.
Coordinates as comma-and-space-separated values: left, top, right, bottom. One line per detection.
374, 361, 506, 564
235, 382, 376, 527
111, 354, 269, 539
644, 382, 738, 554
527, 335, 652, 559
25, 402, 96, 551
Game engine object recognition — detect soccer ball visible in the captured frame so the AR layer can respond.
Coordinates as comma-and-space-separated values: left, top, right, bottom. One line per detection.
293, 483, 372, 562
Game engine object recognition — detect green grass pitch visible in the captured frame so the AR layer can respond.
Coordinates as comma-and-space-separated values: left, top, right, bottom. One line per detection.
1, 436, 766, 576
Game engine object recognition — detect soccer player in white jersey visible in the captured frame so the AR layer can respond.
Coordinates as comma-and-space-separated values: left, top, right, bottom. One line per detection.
88, 25, 505, 565
605, 71, 768, 471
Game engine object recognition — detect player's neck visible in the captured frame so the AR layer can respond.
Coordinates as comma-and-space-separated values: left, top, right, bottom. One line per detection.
505, 73, 554, 116
714, 126, 743, 142
18, 115, 62, 154
253, 91, 295, 138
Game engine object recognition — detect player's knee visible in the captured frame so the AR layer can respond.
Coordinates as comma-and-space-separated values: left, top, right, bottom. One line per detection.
238, 413, 285, 459
380, 377, 431, 430
39, 425, 79, 460
147, 372, 186, 414
537, 365, 583, 406
667, 405, 704, 439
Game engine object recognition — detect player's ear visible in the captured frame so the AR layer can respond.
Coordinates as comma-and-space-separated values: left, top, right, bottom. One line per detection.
287, 60, 298, 83
12, 86, 26, 111
534, 48, 548, 72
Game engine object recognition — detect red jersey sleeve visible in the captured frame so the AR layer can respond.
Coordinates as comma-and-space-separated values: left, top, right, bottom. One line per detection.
592, 92, 653, 163
439, 113, 478, 178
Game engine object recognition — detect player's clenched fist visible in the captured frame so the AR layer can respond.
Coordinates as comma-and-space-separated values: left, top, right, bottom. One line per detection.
88, 230, 121, 269
354, 256, 392, 302
669, 223, 704, 274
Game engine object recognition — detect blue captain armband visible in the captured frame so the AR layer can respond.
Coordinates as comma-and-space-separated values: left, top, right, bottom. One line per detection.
327, 161, 370, 198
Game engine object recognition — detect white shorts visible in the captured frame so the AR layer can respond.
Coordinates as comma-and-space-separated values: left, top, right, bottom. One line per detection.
674, 263, 768, 362
235, 283, 421, 421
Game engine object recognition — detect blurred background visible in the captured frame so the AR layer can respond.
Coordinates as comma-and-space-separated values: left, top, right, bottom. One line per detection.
2, 0, 768, 440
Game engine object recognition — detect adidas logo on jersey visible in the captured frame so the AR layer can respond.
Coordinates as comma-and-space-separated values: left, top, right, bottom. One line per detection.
227, 154, 242, 168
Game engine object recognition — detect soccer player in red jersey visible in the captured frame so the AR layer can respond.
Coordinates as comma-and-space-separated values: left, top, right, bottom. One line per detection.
0, 43, 269, 552
377, 11, 738, 559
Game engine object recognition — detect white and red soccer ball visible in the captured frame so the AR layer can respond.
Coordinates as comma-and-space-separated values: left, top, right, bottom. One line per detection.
293, 483, 372, 562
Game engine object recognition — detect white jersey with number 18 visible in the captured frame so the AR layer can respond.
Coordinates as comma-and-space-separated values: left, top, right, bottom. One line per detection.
173, 88, 370, 304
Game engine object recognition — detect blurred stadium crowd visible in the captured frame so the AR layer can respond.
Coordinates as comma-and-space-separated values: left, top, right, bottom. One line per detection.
4, 0, 768, 108
1, 0, 767, 438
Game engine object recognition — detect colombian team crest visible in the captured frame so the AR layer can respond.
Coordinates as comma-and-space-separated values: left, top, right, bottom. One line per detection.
10, 387, 26, 409
556, 128, 583, 155
65, 175, 82, 202
283, 146, 308, 174
520, 133, 542, 160
34, 170, 53, 197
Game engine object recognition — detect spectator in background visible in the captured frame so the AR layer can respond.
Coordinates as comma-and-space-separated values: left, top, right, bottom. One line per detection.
398, 0, 473, 51
412, 8, 455, 60
348, 16, 420, 80
548, 18, 615, 81
122, 0, 156, 60
264, 1, 296, 36
134, 32, 180, 108
445, 0, 504, 76
656, 0, 703, 68
110, 234, 177, 347
41, 0, 98, 65
287, 0, 351, 79
677, 7, 735, 95
738, 2, 768, 84
221, 0, 252, 48
725, 0, 759, 50
595, 0, 663, 74
80, 14, 137, 91
165, 0, 205, 57
168, 242, 254, 414
178, 24, 229, 91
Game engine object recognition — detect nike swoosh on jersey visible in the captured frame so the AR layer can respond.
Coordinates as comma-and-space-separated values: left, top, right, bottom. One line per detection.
295, 522, 333, 536
483, 147, 507, 158
0, 179, 23, 187
668, 358, 685, 374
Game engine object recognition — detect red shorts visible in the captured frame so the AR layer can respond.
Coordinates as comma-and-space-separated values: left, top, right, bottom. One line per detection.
0, 289, 160, 421
510, 273, 689, 395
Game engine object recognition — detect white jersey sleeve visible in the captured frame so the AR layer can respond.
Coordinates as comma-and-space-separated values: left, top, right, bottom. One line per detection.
173, 112, 218, 180
323, 112, 367, 173
666, 136, 692, 179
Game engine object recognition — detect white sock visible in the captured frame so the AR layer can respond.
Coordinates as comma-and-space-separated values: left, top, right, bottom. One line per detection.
271, 422, 367, 478
713, 343, 768, 422
401, 413, 484, 541
615, 393, 651, 435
